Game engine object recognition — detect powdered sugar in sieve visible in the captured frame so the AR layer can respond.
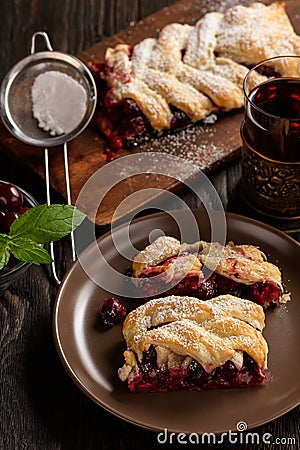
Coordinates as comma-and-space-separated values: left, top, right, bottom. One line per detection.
31, 71, 88, 136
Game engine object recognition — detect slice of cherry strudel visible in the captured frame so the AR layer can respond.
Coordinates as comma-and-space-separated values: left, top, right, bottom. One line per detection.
132, 236, 290, 308
118, 295, 269, 392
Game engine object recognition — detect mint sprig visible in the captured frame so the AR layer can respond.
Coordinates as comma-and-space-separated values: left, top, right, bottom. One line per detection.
0, 204, 86, 270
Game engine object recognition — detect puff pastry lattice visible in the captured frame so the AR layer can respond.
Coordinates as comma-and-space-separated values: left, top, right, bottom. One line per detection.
92, 2, 300, 153
118, 295, 269, 392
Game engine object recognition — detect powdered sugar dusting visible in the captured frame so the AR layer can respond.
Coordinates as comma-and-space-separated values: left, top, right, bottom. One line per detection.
140, 123, 225, 171
131, 38, 156, 79
148, 23, 192, 75
215, 2, 300, 69
184, 12, 223, 70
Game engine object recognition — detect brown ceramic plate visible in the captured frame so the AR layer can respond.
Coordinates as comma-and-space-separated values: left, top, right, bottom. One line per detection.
53, 210, 300, 434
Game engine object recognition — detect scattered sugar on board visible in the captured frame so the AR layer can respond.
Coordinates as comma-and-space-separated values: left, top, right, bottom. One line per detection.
31, 71, 87, 136
139, 121, 226, 173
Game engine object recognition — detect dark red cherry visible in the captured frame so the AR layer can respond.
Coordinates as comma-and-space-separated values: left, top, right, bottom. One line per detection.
109, 135, 123, 151
18, 207, 30, 215
197, 277, 217, 299
106, 150, 115, 162
142, 346, 157, 364
0, 183, 23, 212
187, 360, 210, 384
215, 361, 238, 379
242, 281, 280, 306
216, 274, 242, 297
98, 297, 127, 327
2, 211, 20, 233
0, 210, 5, 228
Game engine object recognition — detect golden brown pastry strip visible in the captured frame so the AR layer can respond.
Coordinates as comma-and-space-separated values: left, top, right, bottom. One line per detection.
123, 295, 265, 356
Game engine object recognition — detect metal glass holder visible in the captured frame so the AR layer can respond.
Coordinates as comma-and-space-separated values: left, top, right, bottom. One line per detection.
0, 31, 97, 284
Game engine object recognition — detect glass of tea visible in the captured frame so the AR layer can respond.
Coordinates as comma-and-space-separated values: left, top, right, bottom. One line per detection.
240, 55, 300, 231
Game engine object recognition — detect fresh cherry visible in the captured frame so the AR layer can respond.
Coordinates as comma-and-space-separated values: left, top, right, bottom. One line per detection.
0, 182, 23, 212
18, 207, 30, 215
0, 211, 5, 227
98, 297, 127, 326
2, 211, 20, 234
106, 150, 115, 162
109, 135, 123, 151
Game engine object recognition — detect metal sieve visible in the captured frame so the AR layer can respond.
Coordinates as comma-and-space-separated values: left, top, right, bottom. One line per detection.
0, 31, 97, 284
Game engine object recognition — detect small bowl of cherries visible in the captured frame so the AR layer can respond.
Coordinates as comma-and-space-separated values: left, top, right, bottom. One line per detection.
0, 180, 39, 288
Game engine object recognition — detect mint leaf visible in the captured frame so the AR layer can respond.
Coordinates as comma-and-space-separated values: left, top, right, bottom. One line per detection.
0, 204, 86, 270
9, 204, 86, 243
0, 234, 10, 247
9, 204, 48, 237
10, 238, 53, 265
0, 249, 10, 270
0, 234, 11, 270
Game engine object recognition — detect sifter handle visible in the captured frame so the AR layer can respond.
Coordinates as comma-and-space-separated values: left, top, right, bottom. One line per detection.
31, 31, 54, 54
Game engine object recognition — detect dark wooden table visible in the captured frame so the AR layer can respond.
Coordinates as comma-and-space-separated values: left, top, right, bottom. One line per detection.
0, 1, 299, 449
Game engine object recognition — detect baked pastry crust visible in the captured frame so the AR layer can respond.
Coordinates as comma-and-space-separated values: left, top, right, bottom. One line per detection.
215, 2, 300, 76
96, 1, 300, 143
132, 235, 289, 307
119, 295, 269, 391
123, 294, 265, 352
133, 235, 282, 286
132, 236, 181, 278
199, 240, 281, 285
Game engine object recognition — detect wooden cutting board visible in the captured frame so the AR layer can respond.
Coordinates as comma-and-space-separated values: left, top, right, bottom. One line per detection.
0, 0, 299, 225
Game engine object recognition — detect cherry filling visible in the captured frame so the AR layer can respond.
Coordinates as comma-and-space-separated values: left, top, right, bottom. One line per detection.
138, 255, 281, 307
251, 64, 281, 78
127, 346, 268, 392
241, 281, 280, 308
215, 274, 280, 307
90, 61, 152, 161
138, 272, 217, 300
90, 61, 202, 161
138, 254, 217, 299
